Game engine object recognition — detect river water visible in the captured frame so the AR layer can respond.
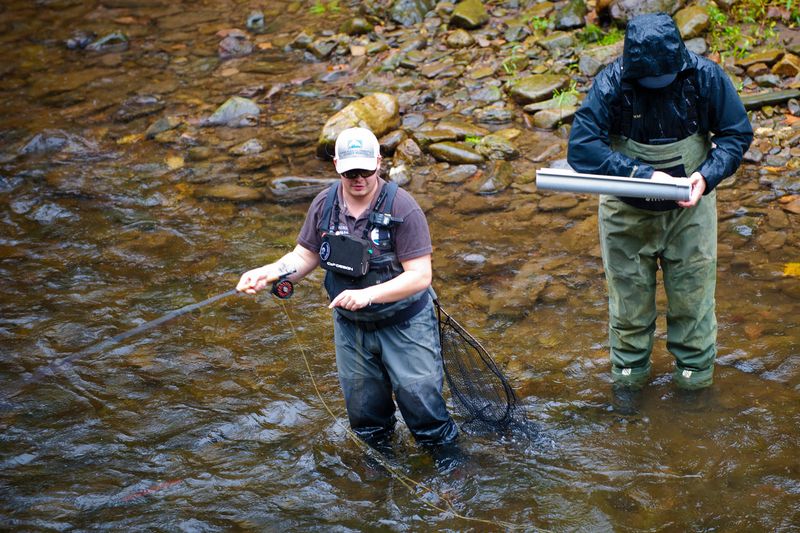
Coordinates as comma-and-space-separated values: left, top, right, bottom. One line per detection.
1, 1, 798, 531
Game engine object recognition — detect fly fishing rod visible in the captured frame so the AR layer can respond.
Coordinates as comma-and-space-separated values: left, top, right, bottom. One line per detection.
1, 274, 295, 403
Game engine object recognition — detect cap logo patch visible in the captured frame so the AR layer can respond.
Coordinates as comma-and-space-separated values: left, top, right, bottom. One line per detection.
339, 138, 374, 159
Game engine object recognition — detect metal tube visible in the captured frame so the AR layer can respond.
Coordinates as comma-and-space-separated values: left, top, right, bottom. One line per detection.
536, 168, 691, 201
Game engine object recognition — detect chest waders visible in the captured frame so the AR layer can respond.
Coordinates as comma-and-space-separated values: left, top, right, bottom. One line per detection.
600, 131, 718, 390
319, 182, 457, 448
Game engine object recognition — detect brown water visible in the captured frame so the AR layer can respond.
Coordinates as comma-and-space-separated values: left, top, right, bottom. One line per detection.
1, 1, 798, 531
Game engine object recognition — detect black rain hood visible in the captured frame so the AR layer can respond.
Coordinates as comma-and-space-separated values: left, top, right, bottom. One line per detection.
622, 12, 693, 80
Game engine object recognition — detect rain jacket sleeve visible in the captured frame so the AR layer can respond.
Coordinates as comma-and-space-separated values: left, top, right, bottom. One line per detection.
567, 61, 657, 180
692, 57, 753, 191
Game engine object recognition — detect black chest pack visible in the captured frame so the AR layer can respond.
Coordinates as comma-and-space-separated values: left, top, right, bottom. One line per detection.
317, 182, 403, 282
612, 73, 700, 145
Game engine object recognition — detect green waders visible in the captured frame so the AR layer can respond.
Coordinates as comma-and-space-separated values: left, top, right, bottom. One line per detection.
600, 133, 717, 389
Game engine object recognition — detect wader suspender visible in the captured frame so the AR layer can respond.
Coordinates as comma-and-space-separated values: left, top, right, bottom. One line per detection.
614, 75, 699, 139
317, 181, 401, 239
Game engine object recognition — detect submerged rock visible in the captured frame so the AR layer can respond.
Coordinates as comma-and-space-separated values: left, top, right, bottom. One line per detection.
195, 183, 263, 202
202, 97, 260, 127
267, 177, 338, 203
19, 129, 98, 156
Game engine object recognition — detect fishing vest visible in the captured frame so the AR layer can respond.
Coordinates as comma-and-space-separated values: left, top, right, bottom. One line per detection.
318, 182, 428, 324
610, 74, 712, 211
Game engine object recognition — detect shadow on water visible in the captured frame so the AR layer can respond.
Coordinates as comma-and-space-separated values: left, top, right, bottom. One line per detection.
0, 0, 798, 531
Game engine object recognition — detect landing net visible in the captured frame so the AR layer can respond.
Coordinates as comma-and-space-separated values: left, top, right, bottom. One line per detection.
437, 302, 535, 438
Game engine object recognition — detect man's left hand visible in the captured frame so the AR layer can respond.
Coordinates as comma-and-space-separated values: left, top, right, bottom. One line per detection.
677, 172, 706, 208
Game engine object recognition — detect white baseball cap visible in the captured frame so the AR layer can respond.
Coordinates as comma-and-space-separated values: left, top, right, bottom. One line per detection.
334, 127, 380, 174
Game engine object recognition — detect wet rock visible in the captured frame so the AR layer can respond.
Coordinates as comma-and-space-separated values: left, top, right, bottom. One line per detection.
195, 183, 263, 202
428, 141, 484, 164
674, 5, 709, 39
317, 93, 400, 158
463, 253, 486, 265
267, 177, 338, 203
228, 139, 263, 156
246, 11, 266, 33
388, 163, 412, 186
538, 31, 576, 52
756, 230, 787, 251
379, 130, 407, 155
450, 0, 490, 29
684, 37, 707, 56
436, 119, 490, 139
19, 129, 97, 156
609, 0, 682, 24
489, 260, 550, 318
538, 194, 580, 211
307, 38, 338, 60
472, 104, 514, 123
507, 74, 570, 105
577, 41, 623, 76
86, 32, 129, 53
755, 74, 782, 87
504, 23, 531, 43
145, 116, 182, 139
453, 193, 507, 214
466, 159, 513, 193
203, 96, 260, 127
437, 164, 479, 184
735, 49, 784, 69
523, 92, 581, 113
740, 89, 800, 110
475, 134, 519, 160
555, 0, 587, 30
766, 208, 790, 229
65, 30, 95, 50
219, 32, 253, 59
446, 28, 475, 48
532, 106, 578, 129
390, 0, 436, 26
115, 95, 165, 123
340, 17, 374, 36
394, 137, 425, 165
772, 53, 800, 77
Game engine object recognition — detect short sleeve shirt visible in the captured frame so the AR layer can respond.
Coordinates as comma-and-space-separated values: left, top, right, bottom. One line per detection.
297, 178, 432, 262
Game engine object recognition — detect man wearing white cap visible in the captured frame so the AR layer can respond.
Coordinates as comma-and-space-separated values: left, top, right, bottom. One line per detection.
568, 13, 752, 399
237, 127, 459, 459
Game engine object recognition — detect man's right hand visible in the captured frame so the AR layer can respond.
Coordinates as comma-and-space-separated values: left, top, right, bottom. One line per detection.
236, 266, 278, 295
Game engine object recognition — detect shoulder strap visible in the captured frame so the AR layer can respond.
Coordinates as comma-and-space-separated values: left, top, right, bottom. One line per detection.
364, 182, 403, 239
618, 81, 635, 139
682, 74, 699, 135
318, 182, 340, 233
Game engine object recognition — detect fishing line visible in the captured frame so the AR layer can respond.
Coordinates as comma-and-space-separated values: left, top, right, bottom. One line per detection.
275, 298, 537, 531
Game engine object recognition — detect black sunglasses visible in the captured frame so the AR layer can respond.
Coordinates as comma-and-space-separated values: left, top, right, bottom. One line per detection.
341, 168, 376, 179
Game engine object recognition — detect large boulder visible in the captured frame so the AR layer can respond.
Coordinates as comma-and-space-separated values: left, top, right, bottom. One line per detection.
317, 93, 400, 159
389, 0, 436, 26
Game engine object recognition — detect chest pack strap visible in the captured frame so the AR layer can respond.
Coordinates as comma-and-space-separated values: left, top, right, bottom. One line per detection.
317, 181, 402, 237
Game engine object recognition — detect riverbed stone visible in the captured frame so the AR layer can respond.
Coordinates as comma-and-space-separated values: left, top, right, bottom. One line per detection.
554, 0, 587, 30
507, 74, 570, 105
229, 138, 263, 156
450, 0, 490, 29
203, 96, 260, 127
674, 5, 709, 39
489, 260, 550, 318
609, 0, 682, 24
195, 183, 263, 202
475, 134, 519, 160
735, 49, 784, 68
390, 0, 436, 26
428, 141, 484, 164
145, 116, 182, 139
317, 93, 400, 158
267, 177, 338, 203
446, 28, 475, 48
435, 119, 490, 140
532, 106, 578, 129
340, 17, 374, 35
538, 31, 576, 52
437, 164, 479, 184
772, 53, 800, 77
219, 33, 253, 59
19, 129, 98, 156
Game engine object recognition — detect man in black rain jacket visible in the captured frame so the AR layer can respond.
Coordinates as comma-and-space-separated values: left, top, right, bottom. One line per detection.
568, 12, 753, 393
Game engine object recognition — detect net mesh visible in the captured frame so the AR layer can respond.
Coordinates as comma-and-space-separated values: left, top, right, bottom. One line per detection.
437, 302, 536, 438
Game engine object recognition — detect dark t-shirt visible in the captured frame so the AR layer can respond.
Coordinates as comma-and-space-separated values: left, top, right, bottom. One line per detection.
297, 178, 432, 262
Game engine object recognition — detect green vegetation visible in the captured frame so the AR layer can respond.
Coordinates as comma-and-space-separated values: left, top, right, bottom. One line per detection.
707, 1, 793, 58
579, 24, 624, 46
464, 135, 482, 144
501, 44, 525, 76
527, 16, 550, 33
553, 79, 579, 108
309, 0, 340, 15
